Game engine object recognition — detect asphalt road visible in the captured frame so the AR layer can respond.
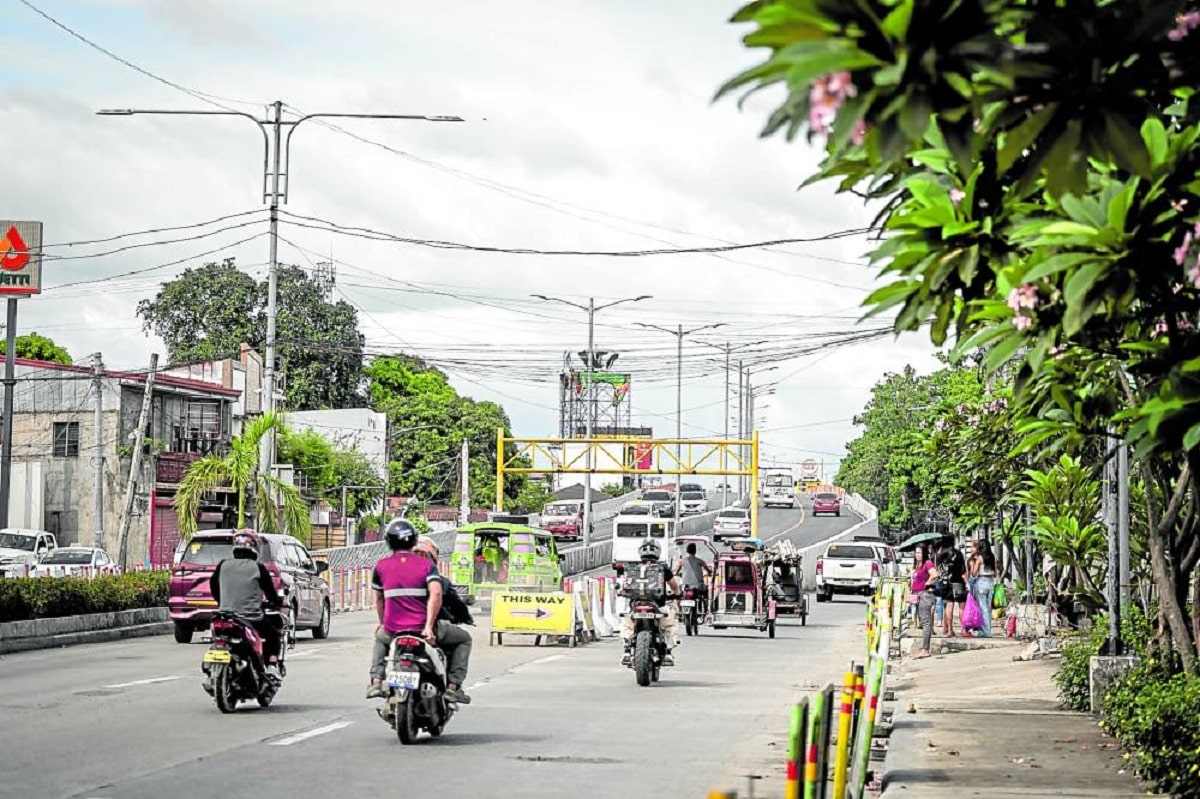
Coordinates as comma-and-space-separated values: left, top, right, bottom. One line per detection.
0, 504, 869, 799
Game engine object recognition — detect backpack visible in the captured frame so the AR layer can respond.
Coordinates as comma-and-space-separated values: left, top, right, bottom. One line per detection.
624, 563, 666, 603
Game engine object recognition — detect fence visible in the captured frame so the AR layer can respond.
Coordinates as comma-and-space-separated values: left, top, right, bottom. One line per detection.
0, 563, 154, 579
709, 576, 906, 799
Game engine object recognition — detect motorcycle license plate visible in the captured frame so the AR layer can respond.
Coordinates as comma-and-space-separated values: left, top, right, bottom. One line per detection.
203, 649, 231, 664
387, 670, 420, 690
680, 600, 696, 608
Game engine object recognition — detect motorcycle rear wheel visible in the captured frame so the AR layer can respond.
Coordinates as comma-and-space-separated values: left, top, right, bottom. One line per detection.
395, 697, 420, 745
634, 631, 653, 687
212, 664, 238, 714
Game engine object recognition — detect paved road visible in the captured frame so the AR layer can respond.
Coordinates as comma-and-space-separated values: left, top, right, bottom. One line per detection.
0, 505, 869, 799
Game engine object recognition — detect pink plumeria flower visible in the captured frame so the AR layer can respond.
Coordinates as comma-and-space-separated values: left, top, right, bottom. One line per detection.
1012, 314, 1033, 331
950, 188, 966, 206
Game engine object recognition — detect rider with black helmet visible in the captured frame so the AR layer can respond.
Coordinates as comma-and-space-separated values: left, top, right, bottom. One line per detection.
619, 539, 681, 666
210, 530, 285, 679
366, 518, 474, 704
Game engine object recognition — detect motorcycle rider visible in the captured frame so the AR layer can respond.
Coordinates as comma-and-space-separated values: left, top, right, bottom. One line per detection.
210, 530, 285, 680
366, 519, 473, 704
675, 542, 712, 615
620, 539, 681, 666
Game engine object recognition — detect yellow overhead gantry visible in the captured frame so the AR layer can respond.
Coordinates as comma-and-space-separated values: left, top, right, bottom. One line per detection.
495, 430, 760, 538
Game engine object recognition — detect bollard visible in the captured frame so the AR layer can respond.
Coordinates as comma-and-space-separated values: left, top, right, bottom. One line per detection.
831, 669, 856, 799
804, 685, 833, 799
785, 700, 806, 799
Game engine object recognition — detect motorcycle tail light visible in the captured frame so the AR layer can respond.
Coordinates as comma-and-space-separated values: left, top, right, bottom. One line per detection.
871, 562, 881, 576
633, 603, 655, 612
815, 559, 824, 574
395, 636, 424, 649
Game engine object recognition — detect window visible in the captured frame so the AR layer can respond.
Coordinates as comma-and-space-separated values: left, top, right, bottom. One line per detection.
53, 422, 80, 457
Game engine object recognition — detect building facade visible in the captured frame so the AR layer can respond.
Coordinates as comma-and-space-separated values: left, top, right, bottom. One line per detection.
3, 357, 239, 567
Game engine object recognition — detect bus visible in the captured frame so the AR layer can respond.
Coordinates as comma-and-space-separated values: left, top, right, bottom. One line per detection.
762, 468, 797, 509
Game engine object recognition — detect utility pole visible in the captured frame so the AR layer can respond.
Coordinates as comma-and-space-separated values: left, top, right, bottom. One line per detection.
1103, 431, 1121, 654
92, 353, 105, 552
533, 294, 650, 547
0, 299, 16, 527
117, 353, 158, 569
1118, 442, 1131, 612
722, 345, 730, 507
98, 103, 464, 478
634, 320, 726, 528
460, 438, 470, 526
737, 360, 745, 498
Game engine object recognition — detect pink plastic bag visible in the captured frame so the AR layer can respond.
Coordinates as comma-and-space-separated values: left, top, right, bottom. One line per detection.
962, 593, 983, 630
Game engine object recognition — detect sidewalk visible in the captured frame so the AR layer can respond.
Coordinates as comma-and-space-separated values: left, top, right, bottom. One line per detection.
880, 636, 1159, 798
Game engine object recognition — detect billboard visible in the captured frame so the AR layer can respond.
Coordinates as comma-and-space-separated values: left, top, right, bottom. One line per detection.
800, 458, 819, 479
0, 221, 43, 296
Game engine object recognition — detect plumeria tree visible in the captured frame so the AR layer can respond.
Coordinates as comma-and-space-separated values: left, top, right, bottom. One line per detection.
723, 0, 1200, 672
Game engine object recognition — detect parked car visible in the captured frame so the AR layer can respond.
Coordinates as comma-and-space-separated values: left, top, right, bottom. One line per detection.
811, 492, 842, 516
713, 508, 752, 541
168, 529, 331, 644
0, 528, 58, 576
679, 491, 707, 516
853, 536, 900, 577
814, 541, 882, 601
680, 482, 706, 499
640, 490, 677, 517
30, 546, 113, 577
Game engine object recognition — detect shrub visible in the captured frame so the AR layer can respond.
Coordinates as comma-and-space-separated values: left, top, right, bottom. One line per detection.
0, 571, 169, 623
1102, 669, 1200, 799
1054, 623, 1106, 712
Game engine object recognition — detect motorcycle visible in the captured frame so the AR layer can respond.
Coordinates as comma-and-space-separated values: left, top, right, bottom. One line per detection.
201, 604, 293, 713
625, 599, 676, 687
376, 632, 455, 744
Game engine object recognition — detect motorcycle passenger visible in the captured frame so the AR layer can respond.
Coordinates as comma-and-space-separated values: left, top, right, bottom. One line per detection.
210, 531, 285, 680
621, 539, 681, 666
676, 542, 712, 614
367, 519, 473, 705
414, 535, 475, 626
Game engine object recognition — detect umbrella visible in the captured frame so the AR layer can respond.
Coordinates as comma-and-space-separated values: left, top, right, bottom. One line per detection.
896, 531, 945, 551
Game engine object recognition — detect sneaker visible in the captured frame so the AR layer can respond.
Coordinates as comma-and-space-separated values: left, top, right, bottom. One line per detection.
365, 680, 386, 699
266, 664, 282, 682
620, 651, 631, 666
663, 652, 675, 666
445, 687, 472, 705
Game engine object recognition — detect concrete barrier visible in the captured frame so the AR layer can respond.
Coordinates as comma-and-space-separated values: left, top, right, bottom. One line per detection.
0, 607, 171, 653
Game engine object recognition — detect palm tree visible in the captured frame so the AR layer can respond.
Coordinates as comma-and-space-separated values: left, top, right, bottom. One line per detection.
175, 411, 311, 542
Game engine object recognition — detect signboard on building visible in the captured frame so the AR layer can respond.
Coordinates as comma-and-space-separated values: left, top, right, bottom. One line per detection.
0, 221, 43, 296
800, 459, 819, 480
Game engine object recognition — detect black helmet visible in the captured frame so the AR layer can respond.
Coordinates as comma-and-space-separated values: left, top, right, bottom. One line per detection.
232, 531, 259, 559
384, 518, 418, 551
638, 540, 661, 562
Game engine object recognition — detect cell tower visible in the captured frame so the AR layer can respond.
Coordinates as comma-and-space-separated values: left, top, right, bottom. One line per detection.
557, 350, 635, 438
313, 260, 336, 297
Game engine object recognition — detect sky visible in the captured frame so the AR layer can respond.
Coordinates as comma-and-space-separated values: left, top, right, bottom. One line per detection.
0, 0, 942, 483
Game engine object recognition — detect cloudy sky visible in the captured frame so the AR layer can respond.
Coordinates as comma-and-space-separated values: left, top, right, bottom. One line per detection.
2, 0, 940, 481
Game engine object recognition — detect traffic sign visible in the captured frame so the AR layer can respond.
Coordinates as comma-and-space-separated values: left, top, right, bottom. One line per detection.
800, 459, 819, 479
491, 591, 575, 635
0, 221, 42, 296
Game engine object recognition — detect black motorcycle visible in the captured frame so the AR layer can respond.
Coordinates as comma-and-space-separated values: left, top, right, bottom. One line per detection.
376, 633, 455, 744
201, 605, 293, 712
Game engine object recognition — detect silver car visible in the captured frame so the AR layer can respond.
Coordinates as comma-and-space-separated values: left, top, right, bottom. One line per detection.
712, 509, 751, 541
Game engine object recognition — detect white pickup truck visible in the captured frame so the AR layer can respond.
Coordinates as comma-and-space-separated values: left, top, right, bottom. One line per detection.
814, 541, 881, 601
0, 528, 59, 577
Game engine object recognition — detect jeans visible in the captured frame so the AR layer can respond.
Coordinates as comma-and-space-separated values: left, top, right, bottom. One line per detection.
917, 592, 936, 652
371, 620, 473, 686
973, 576, 996, 637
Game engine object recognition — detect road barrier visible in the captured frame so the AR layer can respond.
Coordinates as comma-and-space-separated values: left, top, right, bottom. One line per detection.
708, 576, 905, 798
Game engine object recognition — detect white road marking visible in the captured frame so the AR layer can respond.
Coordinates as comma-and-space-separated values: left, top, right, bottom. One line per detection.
269, 720, 354, 746
288, 650, 318, 658
525, 654, 565, 666
766, 509, 806, 542
102, 675, 182, 689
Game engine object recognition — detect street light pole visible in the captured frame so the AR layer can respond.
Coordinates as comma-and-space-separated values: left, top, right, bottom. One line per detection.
98, 103, 463, 477
702, 340, 766, 508
634, 321, 726, 530
533, 294, 651, 547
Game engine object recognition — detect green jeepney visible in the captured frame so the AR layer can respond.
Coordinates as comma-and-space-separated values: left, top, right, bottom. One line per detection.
450, 522, 563, 604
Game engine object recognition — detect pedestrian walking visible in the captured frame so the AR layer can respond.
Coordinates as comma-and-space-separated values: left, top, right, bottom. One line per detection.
972, 542, 998, 637
908, 544, 932, 624
935, 534, 967, 636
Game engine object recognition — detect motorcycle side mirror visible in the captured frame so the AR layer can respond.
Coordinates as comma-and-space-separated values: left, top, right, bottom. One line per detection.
314, 561, 329, 574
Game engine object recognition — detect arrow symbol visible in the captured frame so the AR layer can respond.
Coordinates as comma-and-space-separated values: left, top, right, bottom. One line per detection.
510, 607, 551, 619
0, 227, 29, 272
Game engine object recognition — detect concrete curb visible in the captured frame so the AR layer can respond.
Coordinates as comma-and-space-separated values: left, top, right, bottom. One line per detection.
0, 607, 170, 654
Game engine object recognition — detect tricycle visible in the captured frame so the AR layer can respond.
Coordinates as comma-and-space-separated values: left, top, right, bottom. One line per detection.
761, 540, 808, 626
708, 538, 778, 638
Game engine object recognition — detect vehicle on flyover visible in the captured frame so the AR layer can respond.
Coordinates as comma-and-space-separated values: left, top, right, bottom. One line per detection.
811, 491, 842, 516
449, 522, 563, 605
762, 468, 797, 509
709, 538, 778, 638
611, 515, 674, 574
712, 508, 751, 542
540, 500, 588, 542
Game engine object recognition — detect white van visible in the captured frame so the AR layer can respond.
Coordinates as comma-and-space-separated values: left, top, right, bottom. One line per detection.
611, 515, 674, 571
762, 469, 796, 509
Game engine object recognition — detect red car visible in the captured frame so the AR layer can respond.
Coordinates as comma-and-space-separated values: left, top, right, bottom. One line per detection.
169, 529, 331, 644
811, 492, 842, 517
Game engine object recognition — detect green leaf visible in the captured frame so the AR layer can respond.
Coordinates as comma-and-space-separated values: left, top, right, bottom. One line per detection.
1063, 260, 1107, 315
880, 0, 914, 38
1141, 117, 1168, 169
862, 279, 918, 316
1040, 221, 1099, 238
1059, 195, 1106, 230
983, 330, 1026, 373
1184, 422, 1200, 452
1021, 252, 1094, 283
1102, 112, 1152, 178
998, 104, 1058, 176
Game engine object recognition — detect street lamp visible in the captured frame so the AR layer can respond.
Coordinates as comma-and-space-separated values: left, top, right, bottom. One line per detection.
99, 102, 463, 476
532, 294, 652, 546
703, 340, 767, 507
634, 321, 727, 530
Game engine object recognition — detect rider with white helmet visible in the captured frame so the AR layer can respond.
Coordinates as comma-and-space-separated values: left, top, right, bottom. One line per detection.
619, 538, 681, 666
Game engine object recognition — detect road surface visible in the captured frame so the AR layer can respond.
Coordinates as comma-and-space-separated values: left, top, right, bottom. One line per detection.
0, 503, 870, 799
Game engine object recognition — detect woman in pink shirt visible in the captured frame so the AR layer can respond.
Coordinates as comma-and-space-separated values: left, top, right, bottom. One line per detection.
909, 545, 937, 658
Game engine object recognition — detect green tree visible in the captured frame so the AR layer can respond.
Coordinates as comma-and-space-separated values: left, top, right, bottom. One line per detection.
278, 427, 383, 518
137, 259, 365, 410
724, 0, 1200, 673
10, 332, 72, 365
175, 412, 311, 542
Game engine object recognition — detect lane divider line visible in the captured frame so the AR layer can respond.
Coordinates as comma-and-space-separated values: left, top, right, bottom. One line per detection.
102, 675, 182, 689
766, 507, 807, 543
268, 720, 353, 746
